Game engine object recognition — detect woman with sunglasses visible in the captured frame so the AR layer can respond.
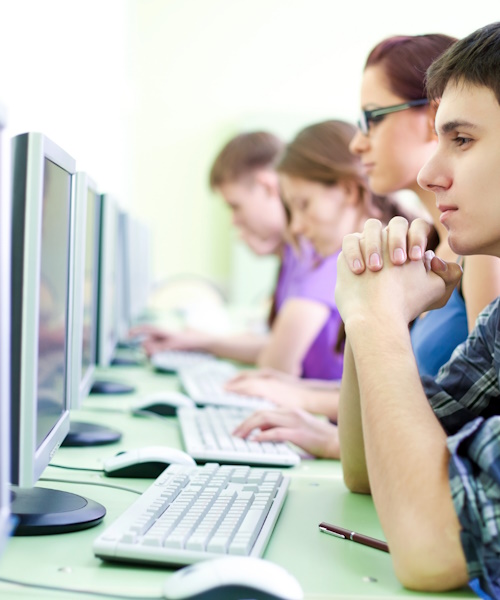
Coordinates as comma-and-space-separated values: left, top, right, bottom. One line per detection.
232, 33, 500, 458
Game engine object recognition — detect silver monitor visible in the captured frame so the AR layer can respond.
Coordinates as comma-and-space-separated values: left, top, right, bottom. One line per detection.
10, 132, 105, 534
0, 104, 13, 552
63, 173, 122, 442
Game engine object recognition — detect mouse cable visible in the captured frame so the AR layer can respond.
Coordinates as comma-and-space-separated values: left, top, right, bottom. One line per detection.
0, 576, 162, 600
49, 463, 104, 473
39, 477, 143, 496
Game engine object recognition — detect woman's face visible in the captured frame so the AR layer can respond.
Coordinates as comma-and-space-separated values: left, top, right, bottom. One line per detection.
349, 64, 436, 196
279, 174, 359, 257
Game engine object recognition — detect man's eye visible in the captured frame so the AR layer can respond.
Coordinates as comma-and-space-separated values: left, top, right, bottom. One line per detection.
453, 136, 472, 147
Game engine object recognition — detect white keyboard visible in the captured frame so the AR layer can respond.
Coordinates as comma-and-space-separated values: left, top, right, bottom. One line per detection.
151, 350, 216, 373
93, 463, 289, 567
179, 362, 273, 409
178, 406, 300, 467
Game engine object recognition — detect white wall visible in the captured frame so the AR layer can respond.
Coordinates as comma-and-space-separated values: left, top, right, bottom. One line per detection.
128, 0, 500, 302
1, 0, 499, 305
0, 0, 132, 208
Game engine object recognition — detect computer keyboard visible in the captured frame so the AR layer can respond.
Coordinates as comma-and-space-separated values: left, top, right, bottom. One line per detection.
179, 362, 273, 409
151, 350, 216, 373
93, 462, 289, 567
178, 406, 301, 467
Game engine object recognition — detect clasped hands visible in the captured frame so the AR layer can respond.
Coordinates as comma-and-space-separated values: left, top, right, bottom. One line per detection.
335, 217, 463, 326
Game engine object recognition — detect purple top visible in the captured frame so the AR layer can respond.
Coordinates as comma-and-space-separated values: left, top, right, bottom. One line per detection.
274, 239, 343, 381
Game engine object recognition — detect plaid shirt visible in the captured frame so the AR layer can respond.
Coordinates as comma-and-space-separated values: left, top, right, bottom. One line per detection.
422, 297, 500, 600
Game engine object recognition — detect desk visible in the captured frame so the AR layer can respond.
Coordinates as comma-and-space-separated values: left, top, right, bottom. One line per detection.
0, 364, 475, 599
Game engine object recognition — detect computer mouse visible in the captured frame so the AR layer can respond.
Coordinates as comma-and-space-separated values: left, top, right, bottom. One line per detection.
162, 556, 303, 600
103, 446, 195, 478
131, 391, 196, 417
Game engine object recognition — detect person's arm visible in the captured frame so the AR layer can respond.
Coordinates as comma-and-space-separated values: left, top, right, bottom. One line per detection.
226, 373, 339, 419
256, 298, 329, 375
461, 253, 500, 332
131, 323, 268, 364
336, 220, 467, 591
337, 339, 369, 493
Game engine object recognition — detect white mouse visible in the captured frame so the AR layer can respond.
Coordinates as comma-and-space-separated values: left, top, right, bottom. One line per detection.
163, 556, 304, 600
131, 391, 195, 417
103, 446, 195, 478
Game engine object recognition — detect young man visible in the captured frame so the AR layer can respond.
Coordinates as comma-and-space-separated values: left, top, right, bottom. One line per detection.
335, 22, 500, 598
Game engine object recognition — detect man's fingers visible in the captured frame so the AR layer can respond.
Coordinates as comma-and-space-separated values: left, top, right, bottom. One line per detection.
407, 218, 432, 261
386, 216, 409, 265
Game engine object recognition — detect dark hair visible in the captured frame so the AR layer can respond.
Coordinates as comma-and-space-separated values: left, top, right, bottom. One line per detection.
209, 131, 284, 189
426, 22, 500, 104
366, 34, 457, 100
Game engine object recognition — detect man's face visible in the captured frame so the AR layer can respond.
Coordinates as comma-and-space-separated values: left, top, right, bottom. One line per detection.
418, 82, 500, 257
216, 173, 286, 256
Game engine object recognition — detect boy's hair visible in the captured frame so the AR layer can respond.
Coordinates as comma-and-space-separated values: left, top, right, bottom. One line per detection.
209, 131, 284, 190
426, 21, 500, 104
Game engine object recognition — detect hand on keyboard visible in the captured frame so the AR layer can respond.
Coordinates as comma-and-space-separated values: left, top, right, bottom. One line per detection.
232, 407, 340, 459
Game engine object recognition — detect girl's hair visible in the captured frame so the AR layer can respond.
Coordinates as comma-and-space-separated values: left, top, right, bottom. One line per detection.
276, 119, 403, 225
209, 131, 284, 189
365, 34, 458, 100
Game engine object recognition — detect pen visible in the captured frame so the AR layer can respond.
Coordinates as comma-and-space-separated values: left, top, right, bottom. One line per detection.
318, 521, 389, 553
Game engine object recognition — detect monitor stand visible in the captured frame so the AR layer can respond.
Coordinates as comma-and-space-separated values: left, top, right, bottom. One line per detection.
90, 379, 135, 394
11, 487, 106, 536
62, 421, 122, 447
111, 356, 143, 367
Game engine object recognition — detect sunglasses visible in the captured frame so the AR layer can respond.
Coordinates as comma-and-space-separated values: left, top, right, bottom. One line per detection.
357, 99, 429, 135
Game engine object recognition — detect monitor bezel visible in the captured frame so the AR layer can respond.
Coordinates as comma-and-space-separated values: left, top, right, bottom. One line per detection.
0, 105, 12, 551
11, 132, 75, 488
69, 173, 100, 408
96, 193, 119, 367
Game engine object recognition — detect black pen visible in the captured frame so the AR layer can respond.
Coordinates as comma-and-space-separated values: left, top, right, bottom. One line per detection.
319, 521, 389, 553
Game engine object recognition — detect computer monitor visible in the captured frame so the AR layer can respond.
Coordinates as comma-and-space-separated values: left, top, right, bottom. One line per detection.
62, 173, 122, 445
10, 132, 106, 534
90, 193, 136, 389
128, 216, 152, 323
0, 105, 13, 552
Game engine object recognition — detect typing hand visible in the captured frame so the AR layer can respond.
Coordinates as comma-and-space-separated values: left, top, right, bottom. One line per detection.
232, 407, 340, 459
226, 375, 306, 408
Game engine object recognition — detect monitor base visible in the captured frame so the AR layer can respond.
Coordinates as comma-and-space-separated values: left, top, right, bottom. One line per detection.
111, 356, 143, 367
11, 486, 106, 536
62, 421, 122, 447
90, 380, 135, 395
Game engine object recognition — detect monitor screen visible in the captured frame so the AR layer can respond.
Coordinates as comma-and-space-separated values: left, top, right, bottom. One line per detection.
96, 194, 119, 367
10, 133, 73, 488
68, 173, 100, 407
10, 133, 106, 534
116, 209, 131, 341
128, 216, 151, 322
0, 105, 12, 553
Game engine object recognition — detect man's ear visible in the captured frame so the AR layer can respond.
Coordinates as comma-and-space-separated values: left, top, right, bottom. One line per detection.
426, 102, 438, 142
254, 169, 281, 200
